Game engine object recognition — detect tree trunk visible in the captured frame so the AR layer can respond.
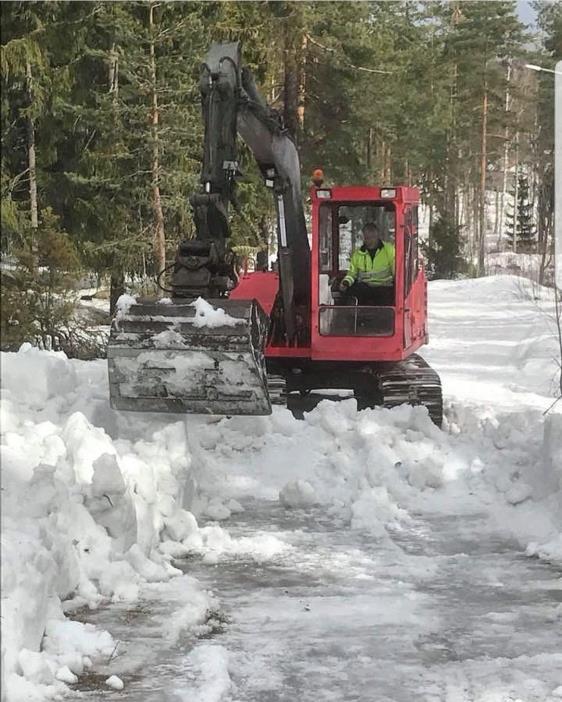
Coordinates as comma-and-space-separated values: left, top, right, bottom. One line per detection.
538, 220, 549, 286
256, 215, 269, 271
106, 42, 125, 316
493, 189, 500, 241
366, 128, 373, 176
109, 43, 119, 98
383, 143, 392, 183
297, 34, 307, 130
149, 2, 166, 281
26, 61, 39, 234
498, 59, 511, 251
471, 185, 479, 264
513, 135, 519, 254
110, 270, 125, 317
428, 202, 434, 249
479, 87, 488, 275
283, 21, 299, 140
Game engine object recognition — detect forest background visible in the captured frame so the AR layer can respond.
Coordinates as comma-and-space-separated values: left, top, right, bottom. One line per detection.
1, 0, 560, 351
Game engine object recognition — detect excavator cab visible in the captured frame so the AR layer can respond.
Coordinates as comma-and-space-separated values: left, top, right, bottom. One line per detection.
317, 199, 396, 337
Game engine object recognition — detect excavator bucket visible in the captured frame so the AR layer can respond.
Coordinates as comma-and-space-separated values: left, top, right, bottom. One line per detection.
107, 298, 271, 415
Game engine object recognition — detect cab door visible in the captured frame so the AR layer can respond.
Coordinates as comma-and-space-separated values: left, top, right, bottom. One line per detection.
403, 205, 418, 349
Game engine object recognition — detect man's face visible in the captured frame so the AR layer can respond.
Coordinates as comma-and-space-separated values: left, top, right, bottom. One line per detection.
363, 228, 379, 248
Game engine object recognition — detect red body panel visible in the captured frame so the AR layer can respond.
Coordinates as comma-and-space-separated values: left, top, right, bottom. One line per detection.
231, 184, 428, 365
230, 271, 279, 316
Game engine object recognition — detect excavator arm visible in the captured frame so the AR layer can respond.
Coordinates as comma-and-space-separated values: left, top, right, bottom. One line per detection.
172, 42, 310, 343
107, 42, 309, 415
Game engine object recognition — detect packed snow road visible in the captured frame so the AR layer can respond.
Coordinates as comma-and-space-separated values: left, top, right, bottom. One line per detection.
1, 276, 561, 702
81, 500, 562, 701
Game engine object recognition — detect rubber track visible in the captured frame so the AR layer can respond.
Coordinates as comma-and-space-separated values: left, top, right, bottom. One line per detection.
267, 375, 288, 406
266, 355, 443, 426
378, 354, 443, 426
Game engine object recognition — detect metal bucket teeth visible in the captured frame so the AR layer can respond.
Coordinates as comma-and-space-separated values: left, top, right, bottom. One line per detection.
107, 299, 271, 415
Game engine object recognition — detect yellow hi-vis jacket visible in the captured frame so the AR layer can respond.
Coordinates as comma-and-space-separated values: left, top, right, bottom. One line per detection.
342, 242, 395, 288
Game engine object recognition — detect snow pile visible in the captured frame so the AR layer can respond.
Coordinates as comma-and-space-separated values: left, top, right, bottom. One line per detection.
0, 345, 208, 701
188, 277, 561, 561
1, 274, 560, 699
190, 297, 243, 328
522, 413, 562, 563
191, 400, 468, 538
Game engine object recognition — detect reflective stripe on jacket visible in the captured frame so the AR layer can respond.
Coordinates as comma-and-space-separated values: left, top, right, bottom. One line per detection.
343, 242, 395, 287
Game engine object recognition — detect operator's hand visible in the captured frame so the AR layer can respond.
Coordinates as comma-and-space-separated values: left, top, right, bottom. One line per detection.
339, 279, 350, 292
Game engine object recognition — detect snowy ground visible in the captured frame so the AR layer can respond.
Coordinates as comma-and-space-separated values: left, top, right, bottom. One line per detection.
1, 275, 561, 701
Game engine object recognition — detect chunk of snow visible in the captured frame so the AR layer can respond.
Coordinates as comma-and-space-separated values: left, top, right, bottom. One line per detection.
190, 297, 243, 328
115, 294, 136, 317
1, 345, 77, 408
505, 482, 533, 505
165, 509, 199, 541
180, 645, 232, 701
204, 498, 232, 521
105, 674, 124, 690
43, 619, 115, 659
18, 650, 54, 685
279, 480, 317, 508
153, 328, 187, 348
55, 665, 78, 684
125, 544, 170, 582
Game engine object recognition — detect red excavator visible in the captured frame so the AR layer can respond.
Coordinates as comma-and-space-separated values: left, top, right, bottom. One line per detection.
107, 42, 442, 426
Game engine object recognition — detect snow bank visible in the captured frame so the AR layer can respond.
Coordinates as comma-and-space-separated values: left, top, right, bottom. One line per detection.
189, 399, 469, 545
487, 252, 553, 285
188, 276, 561, 561
1, 275, 560, 699
0, 345, 207, 701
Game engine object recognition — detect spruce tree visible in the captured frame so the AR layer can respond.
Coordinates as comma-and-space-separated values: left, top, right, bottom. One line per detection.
506, 172, 536, 253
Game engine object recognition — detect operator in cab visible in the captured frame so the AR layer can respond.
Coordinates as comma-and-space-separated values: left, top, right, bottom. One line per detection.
339, 222, 395, 306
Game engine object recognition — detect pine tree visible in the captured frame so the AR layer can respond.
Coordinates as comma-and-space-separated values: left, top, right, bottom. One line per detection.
1, 0, 542, 317
505, 172, 536, 252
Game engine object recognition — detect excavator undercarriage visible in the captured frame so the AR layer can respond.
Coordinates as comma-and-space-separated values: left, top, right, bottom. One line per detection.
267, 355, 442, 425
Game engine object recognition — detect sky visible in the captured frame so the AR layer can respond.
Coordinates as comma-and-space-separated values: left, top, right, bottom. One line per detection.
517, 0, 538, 29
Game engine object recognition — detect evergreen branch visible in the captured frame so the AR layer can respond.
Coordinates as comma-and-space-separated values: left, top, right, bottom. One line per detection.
305, 34, 395, 75
4, 168, 30, 198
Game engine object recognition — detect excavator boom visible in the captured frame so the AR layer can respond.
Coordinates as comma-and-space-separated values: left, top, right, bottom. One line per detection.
108, 42, 308, 415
